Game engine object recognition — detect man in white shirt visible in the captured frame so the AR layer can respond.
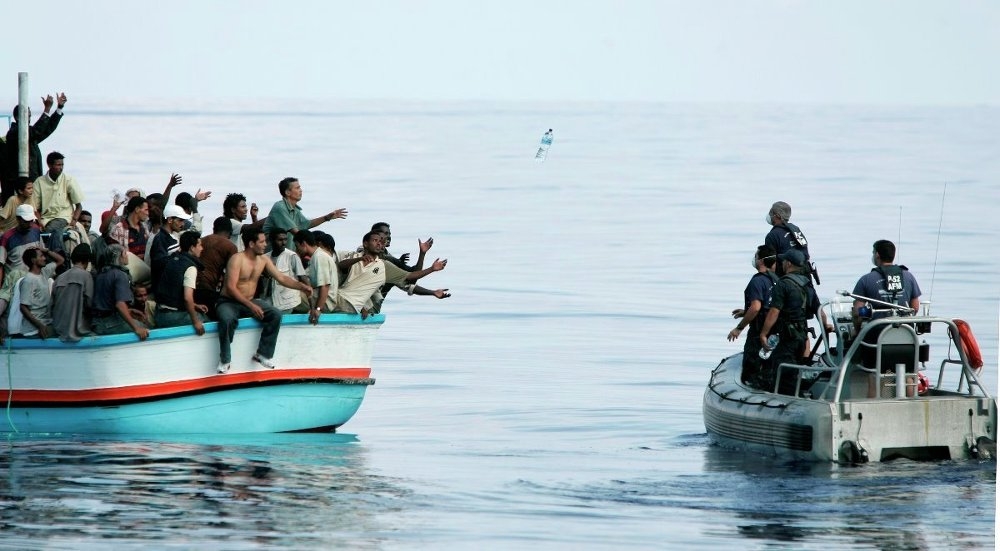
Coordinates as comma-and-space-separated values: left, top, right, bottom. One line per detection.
264, 228, 310, 314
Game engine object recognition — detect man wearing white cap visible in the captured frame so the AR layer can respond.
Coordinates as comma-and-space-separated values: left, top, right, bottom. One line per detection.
0, 204, 59, 339
148, 204, 192, 289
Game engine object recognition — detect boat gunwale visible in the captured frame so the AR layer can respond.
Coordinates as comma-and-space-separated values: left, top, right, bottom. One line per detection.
1, 313, 385, 350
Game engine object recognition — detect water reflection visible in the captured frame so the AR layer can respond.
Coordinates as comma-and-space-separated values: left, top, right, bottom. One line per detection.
0, 433, 409, 547
702, 444, 992, 550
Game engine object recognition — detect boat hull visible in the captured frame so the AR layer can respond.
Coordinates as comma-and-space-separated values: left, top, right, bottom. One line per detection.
0, 314, 382, 434
704, 354, 997, 462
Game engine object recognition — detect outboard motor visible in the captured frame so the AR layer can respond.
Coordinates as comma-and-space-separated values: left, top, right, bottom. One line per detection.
838, 441, 869, 464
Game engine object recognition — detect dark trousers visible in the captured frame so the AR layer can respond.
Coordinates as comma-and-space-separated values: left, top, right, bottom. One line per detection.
216, 297, 282, 364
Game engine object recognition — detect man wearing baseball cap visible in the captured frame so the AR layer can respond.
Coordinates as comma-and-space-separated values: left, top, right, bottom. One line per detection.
0, 204, 63, 340
754, 248, 821, 394
148, 204, 191, 289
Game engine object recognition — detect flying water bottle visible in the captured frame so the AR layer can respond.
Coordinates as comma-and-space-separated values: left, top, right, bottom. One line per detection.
759, 334, 780, 360
534, 128, 553, 162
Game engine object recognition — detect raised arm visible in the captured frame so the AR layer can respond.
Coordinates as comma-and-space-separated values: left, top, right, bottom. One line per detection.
404, 258, 447, 283
307, 208, 348, 230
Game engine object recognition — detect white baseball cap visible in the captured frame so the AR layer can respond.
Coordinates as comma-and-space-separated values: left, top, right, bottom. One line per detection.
163, 204, 192, 220
15, 204, 36, 221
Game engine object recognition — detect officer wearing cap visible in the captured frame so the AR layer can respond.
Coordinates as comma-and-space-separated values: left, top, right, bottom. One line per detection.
754, 249, 821, 394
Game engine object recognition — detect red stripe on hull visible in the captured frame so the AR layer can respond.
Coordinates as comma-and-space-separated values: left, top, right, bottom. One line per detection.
11, 367, 372, 403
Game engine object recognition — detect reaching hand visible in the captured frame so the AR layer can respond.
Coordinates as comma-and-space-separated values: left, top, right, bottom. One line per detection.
195, 188, 211, 201
329, 208, 348, 220
433, 289, 451, 299
57, 92, 67, 108
431, 258, 447, 271
731, 309, 744, 319
168, 173, 182, 188
42, 94, 54, 111
418, 237, 434, 253
398, 252, 410, 264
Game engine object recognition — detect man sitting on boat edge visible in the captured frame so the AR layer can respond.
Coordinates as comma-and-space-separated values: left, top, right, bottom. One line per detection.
154, 231, 209, 335
215, 227, 312, 374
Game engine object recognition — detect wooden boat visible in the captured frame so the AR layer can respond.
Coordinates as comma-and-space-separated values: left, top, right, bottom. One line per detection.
0, 313, 382, 434
703, 294, 997, 462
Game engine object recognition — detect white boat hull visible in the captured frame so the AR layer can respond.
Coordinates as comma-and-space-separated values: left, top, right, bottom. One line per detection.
0, 314, 382, 434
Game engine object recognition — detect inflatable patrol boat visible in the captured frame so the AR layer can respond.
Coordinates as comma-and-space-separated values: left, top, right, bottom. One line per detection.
703, 293, 997, 463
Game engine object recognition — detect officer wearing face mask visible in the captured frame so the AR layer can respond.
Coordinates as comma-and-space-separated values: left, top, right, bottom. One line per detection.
851, 239, 921, 326
764, 201, 812, 278
728, 244, 779, 383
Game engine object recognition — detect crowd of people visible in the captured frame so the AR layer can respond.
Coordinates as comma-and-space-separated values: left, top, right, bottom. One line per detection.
0, 95, 452, 374
727, 201, 922, 393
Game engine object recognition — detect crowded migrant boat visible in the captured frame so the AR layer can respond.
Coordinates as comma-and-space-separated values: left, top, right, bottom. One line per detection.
0, 93, 451, 373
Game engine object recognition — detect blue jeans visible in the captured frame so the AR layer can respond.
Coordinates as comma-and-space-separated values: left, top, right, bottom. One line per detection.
215, 297, 282, 364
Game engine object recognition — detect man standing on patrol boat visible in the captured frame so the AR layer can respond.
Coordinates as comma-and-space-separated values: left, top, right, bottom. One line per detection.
764, 201, 810, 277
756, 249, 821, 394
728, 244, 779, 384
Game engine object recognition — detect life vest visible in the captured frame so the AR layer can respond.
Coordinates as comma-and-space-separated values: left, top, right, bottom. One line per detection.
155, 253, 202, 310
783, 222, 809, 252
873, 264, 907, 304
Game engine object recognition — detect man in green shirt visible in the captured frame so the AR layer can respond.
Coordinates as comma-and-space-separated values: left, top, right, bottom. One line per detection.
261, 177, 348, 236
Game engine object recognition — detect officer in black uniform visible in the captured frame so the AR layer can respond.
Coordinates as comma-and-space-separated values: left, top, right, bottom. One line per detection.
764, 201, 811, 278
754, 249, 820, 394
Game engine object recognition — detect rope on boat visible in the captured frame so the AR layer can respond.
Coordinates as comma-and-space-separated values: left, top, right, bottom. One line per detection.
707, 379, 789, 409
5, 337, 19, 433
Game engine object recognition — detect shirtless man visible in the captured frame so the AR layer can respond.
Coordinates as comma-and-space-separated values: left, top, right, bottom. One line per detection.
215, 228, 312, 373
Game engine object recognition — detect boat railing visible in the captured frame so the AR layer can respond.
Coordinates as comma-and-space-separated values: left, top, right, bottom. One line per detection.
819, 313, 992, 403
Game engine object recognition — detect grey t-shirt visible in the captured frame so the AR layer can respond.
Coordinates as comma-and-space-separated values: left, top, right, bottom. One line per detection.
17, 263, 57, 335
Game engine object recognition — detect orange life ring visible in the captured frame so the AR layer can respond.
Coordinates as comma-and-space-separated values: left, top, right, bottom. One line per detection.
954, 319, 984, 371
917, 372, 930, 395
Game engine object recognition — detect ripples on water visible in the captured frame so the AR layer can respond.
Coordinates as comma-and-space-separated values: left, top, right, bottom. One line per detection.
1, 101, 996, 548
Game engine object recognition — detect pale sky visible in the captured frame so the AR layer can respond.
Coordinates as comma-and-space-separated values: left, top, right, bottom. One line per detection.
3, 0, 998, 105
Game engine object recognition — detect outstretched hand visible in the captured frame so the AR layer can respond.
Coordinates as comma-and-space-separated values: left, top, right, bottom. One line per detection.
167, 173, 182, 188
419, 237, 434, 253
431, 258, 447, 272
433, 289, 451, 299
57, 92, 67, 108
195, 188, 211, 201
731, 308, 744, 319
398, 252, 410, 264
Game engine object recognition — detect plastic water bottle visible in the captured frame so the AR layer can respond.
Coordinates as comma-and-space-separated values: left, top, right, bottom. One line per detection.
534, 129, 553, 161
759, 334, 780, 360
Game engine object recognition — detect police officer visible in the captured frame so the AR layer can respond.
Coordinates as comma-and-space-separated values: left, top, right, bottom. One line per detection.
728, 244, 779, 384
851, 239, 921, 322
756, 249, 820, 394
764, 201, 810, 277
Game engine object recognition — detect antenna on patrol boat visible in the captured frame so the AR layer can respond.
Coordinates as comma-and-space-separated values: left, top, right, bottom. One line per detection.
897, 206, 902, 260
928, 183, 948, 308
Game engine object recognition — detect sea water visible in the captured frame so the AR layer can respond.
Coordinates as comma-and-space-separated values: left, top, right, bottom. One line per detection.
0, 100, 996, 549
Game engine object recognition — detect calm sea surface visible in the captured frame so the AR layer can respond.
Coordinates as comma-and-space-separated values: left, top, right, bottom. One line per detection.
1, 101, 997, 549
